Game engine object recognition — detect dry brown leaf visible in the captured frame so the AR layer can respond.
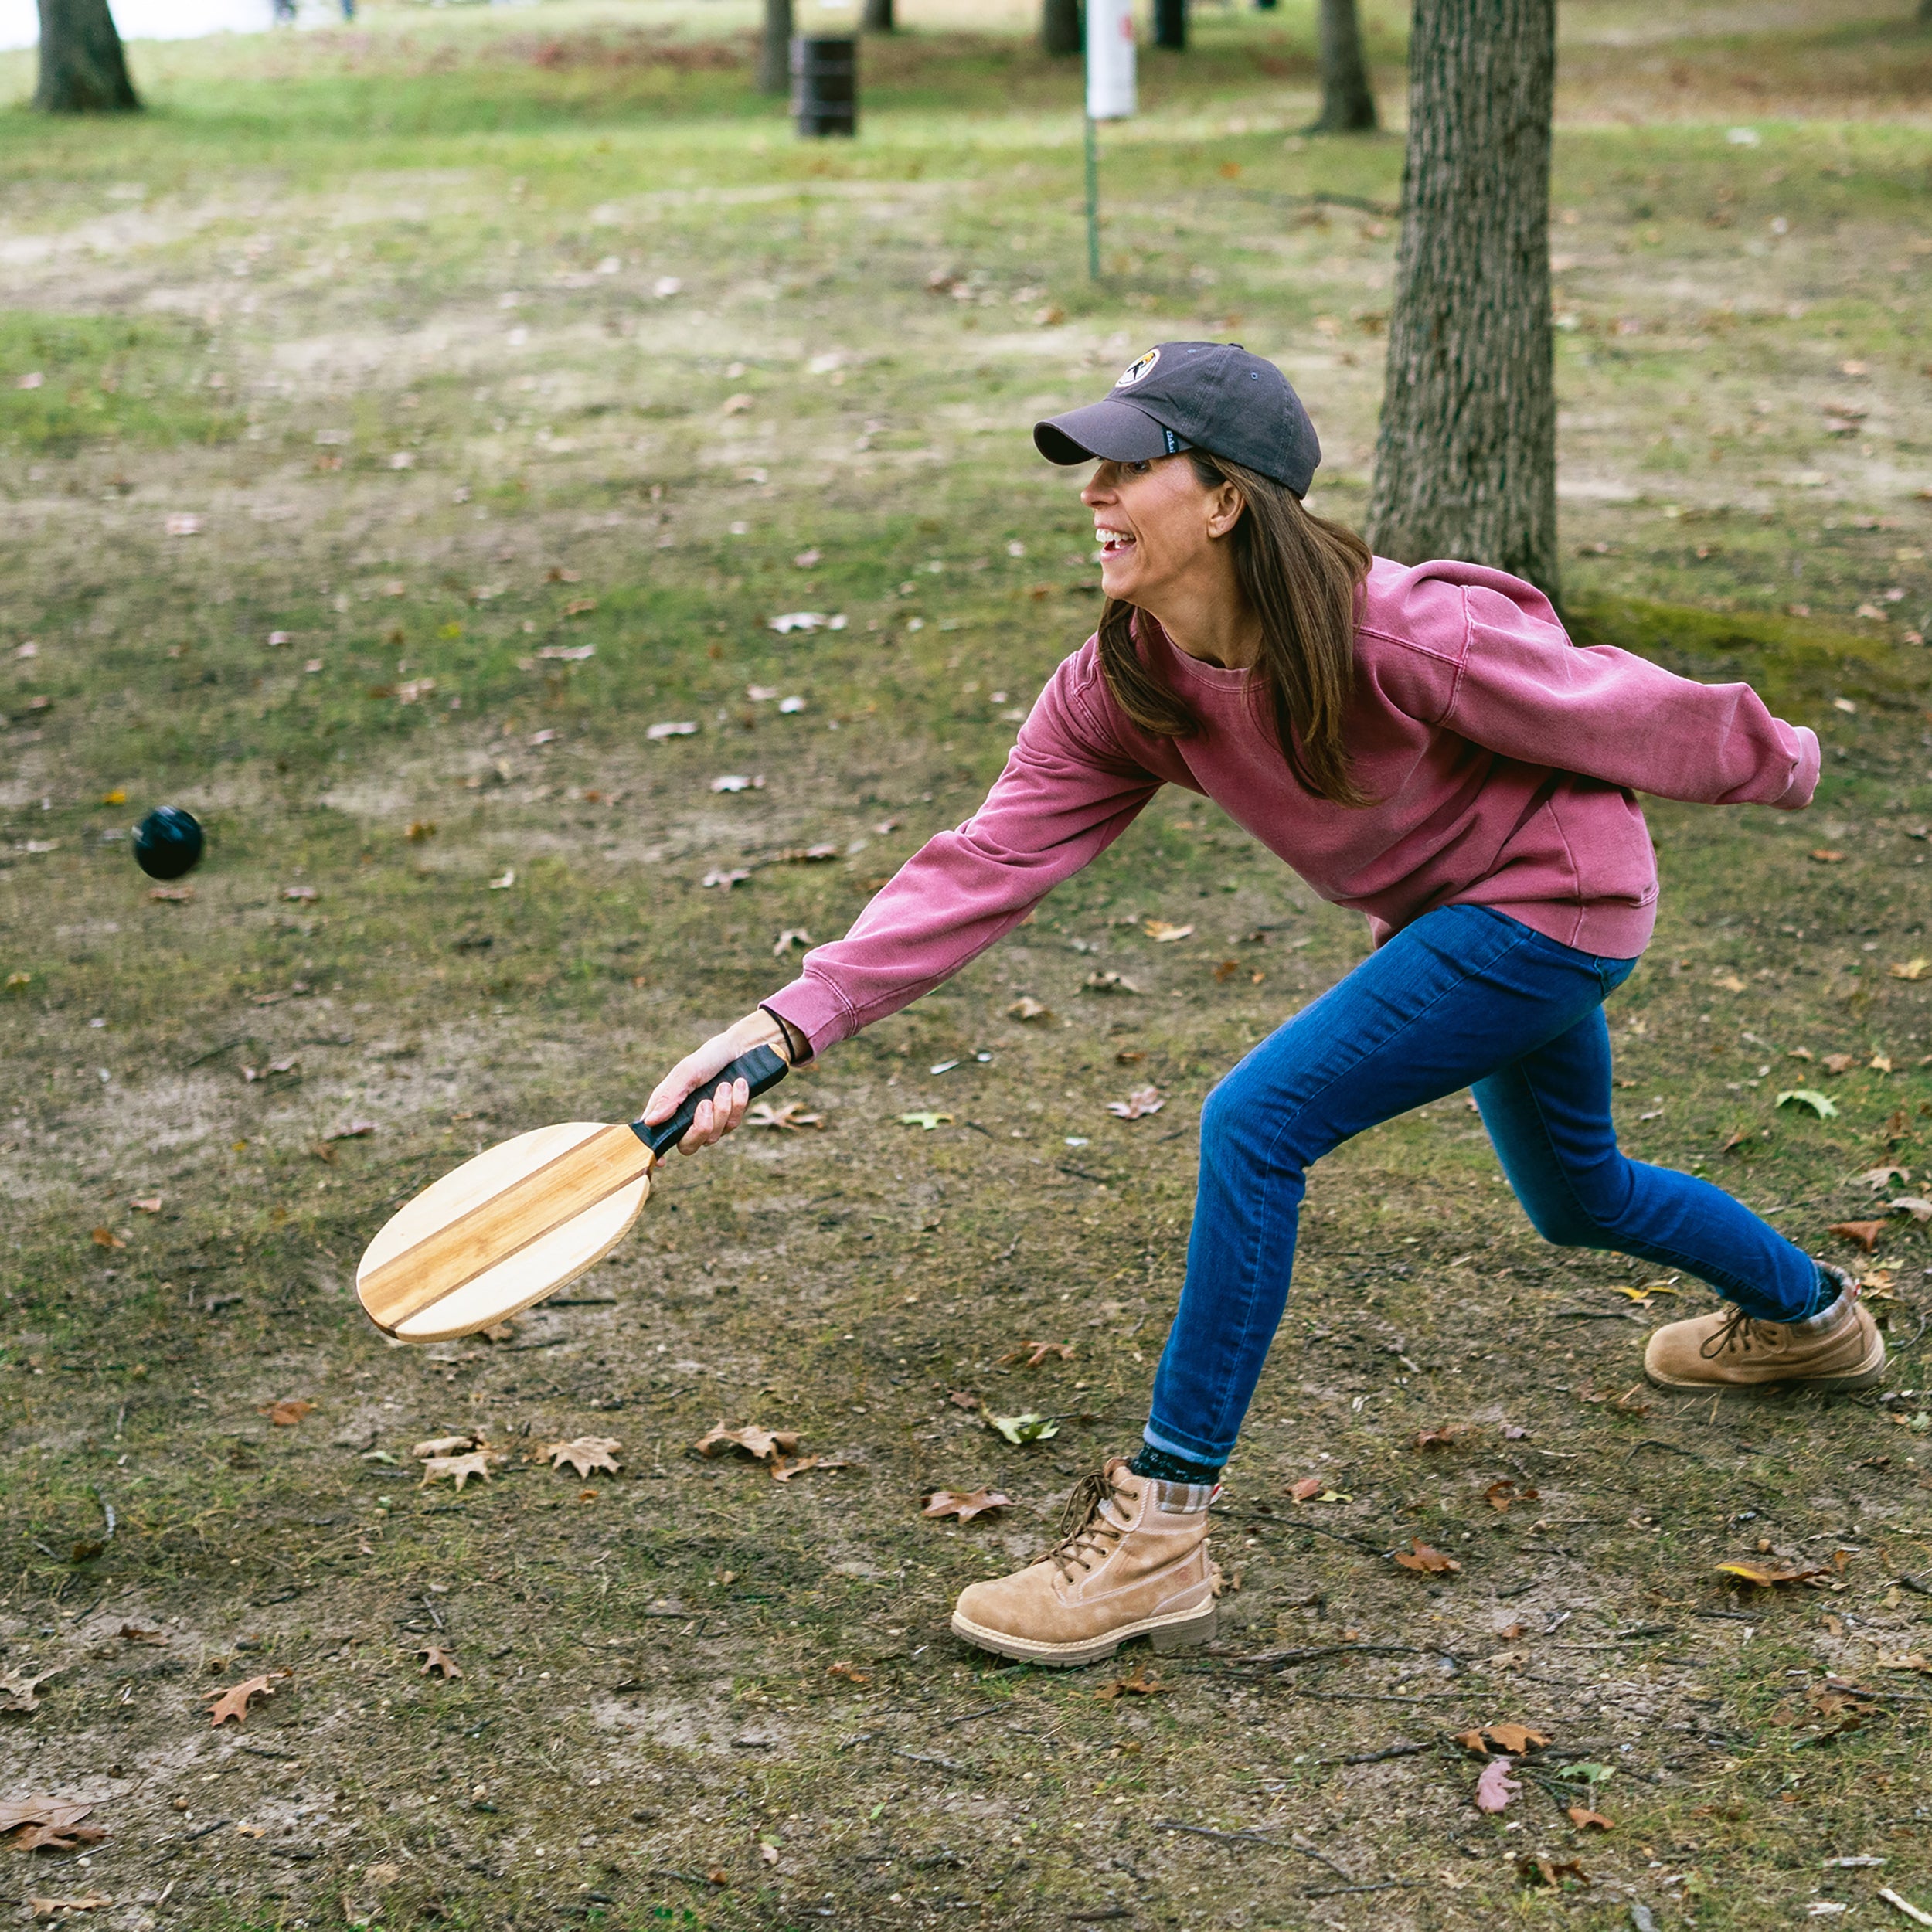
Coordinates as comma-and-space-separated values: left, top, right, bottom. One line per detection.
1002, 1340, 1074, 1368
1287, 1476, 1324, 1502
1829, 1221, 1885, 1253
921, 1488, 1013, 1522
418, 1451, 495, 1492
1484, 1478, 1539, 1512
947, 1389, 981, 1411
1143, 920, 1194, 943
1821, 1053, 1857, 1075
1484, 1722, 1552, 1753
260, 1398, 313, 1427
771, 1454, 836, 1481
417, 1645, 462, 1679
129, 1196, 162, 1213
1413, 1427, 1458, 1451
1891, 957, 1930, 982
1393, 1540, 1460, 1574
827, 1660, 871, 1685
29, 1896, 112, 1920
148, 884, 193, 902
540, 1436, 622, 1479
747, 1100, 823, 1131
1005, 995, 1052, 1022
0, 1800, 94, 1841
694, 1422, 800, 1463
116, 1623, 168, 1645
15, 1821, 107, 1852
206, 1671, 287, 1729
1516, 1855, 1589, 1888
1716, 1558, 1828, 1587
0, 1666, 63, 1712
412, 1434, 478, 1458
1810, 849, 1847, 864
1566, 1805, 1614, 1831
1454, 1727, 1491, 1755
1097, 1665, 1168, 1699
89, 1226, 124, 1250
1107, 1084, 1165, 1121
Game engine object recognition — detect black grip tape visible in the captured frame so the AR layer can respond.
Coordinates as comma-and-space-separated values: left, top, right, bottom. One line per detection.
632, 1043, 789, 1159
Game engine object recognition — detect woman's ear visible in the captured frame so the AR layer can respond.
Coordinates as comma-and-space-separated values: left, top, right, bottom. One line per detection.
1206, 481, 1246, 541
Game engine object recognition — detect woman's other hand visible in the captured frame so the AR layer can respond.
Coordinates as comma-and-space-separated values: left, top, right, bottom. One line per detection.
641, 1009, 791, 1155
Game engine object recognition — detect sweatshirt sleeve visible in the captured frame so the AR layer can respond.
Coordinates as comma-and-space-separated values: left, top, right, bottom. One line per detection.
1435, 580, 1820, 811
762, 651, 1162, 1058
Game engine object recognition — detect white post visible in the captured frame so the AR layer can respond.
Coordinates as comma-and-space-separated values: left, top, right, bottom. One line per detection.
1085, 0, 1136, 120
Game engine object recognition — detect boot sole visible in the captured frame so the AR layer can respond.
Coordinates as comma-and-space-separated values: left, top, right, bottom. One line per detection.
1644, 1334, 1887, 1396
948, 1600, 1218, 1669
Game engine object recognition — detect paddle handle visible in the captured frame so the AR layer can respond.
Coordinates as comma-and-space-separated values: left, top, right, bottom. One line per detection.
632, 1043, 790, 1160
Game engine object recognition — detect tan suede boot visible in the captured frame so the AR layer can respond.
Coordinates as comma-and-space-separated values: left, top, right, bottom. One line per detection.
1643, 1270, 1883, 1394
949, 1458, 1220, 1667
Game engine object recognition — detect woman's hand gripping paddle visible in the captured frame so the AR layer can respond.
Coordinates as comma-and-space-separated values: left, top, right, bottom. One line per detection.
355, 1043, 790, 1342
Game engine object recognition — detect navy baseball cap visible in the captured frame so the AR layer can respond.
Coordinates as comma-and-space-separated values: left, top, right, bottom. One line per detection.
1033, 341, 1321, 496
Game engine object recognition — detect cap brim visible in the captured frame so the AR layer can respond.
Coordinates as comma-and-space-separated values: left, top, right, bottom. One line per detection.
1032, 399, 1185, 467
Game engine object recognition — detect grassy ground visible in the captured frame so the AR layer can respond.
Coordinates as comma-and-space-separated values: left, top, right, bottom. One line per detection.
2, 2, 1931, 1927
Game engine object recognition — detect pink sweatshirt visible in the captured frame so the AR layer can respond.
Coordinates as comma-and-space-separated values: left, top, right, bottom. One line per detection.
764, 557, 1819, 1060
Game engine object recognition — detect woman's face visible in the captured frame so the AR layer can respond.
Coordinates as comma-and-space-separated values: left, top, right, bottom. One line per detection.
1081, 454, 1240, 607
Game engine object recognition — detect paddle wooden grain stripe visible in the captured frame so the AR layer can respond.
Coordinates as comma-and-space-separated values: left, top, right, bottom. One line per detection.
359, 1124, 651, 1330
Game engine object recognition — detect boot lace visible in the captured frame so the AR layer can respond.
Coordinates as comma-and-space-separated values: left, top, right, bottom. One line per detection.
1039, 1467, 1129, 1581
1701, 1305, 1782, 1361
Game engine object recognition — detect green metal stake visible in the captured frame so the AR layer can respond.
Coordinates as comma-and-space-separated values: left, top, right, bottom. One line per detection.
1083, 112, 1100, 281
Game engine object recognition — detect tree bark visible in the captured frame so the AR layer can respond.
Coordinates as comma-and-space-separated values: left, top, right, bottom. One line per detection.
862, 0, 893, 32
1308, 0, 1376, 132
758, 0, 794, 94
35, 0, 140, 114
1042, 0, 1082, 56
1365, 0, 1558, 600
1153, 0, 1186, 49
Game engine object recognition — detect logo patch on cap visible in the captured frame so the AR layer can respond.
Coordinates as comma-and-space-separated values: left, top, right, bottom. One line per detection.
1114, 348, 1160, 388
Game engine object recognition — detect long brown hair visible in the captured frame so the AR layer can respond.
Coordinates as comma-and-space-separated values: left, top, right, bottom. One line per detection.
1094, 451, 1374, 808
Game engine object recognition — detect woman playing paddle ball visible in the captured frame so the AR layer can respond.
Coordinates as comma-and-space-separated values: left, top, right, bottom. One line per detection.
645, 342, 1876, 1668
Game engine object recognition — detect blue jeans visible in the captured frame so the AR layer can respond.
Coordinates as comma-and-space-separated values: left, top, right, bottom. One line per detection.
1144, 903, 1819, 1466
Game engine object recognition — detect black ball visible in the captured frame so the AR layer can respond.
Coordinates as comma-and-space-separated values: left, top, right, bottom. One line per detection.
133, 806, 204, 881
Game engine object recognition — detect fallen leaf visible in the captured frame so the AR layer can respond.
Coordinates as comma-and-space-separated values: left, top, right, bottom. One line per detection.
417, 1645, 462, 1679
1516, 1855, 1590, 1889
116, 1624, 168, 1645
540, 1436, 621, 1479
1083, 971, 1141, 994
773, 1454, 841, 1481
1097, 1665, 1168, 1699
418, 1451, 495, 1492
1829, 1222, 1886, 1253
1107, 1085, 1165, 1121
1859, 1165, 1910, 1191
1006, 995, 1052, 1022
0, 1799, 95, 1842
747, 1100, 823, 1131
406, 820, 436, 842
694, 1422, 801, 1463
0, 1666, 63, 1712
1454, 1727, 1491, 1755
1143, 920, 1195, 943
257, 1398, 313, 1428
986, 1412, 1060, 1445
29, 1897, 112, 1920
324, 1120, 375, 1141
1776, 1089, 1838, 1118
206, 1671, 287, 1728
1872, 1053, 1896, 1074
412, 1434, 478, 1458
947, 1389, 980, 1411
1890, 958, 1930, 982
281, 884, 318, 903
646, 719, 698, 740
1711, 972, 1747, 993
1484, 1479, 1539, 1512
1822, 1053, 1858, 1076
701, 868, 750, 889
1288, 1476, 1324, 1502
772, 927, 813, 955
1002, 1340, 1073, 1368
898, 1111, 952, 1130
1475, 1756, 1520, 1812
1891, 1197, 1932, 1224
1810, 849, 1847, 864
89, 1226, 125, 1250
922, 1488, 1013, 1522
129, 1196, 162, 1213
15, 1821, 106, 1852
1716, 1558, 1829, 1587
148, 884, 193, 902
1413, 1427, 1459, 1451
1485, 1722, 1552, 1754
760, 1841, 781, 1866
1393, 1540, 1460, 1574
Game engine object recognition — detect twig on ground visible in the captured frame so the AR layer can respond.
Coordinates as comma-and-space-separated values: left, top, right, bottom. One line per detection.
893, 1748, 975, 1774
1324, 1741, 1427, 1765
1152, 1821, 1354, 1882
1304, 1881, 1422, 1900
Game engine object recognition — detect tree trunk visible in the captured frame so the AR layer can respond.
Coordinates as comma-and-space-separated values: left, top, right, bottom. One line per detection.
862, 0, 893, 31
1308, 0, 1376, 132
1042, 0, 1082, 56
35, 0, 140, 114
1365, 0, 1558, 600
758, 0, 794, 94
1153, 0, 1186, 49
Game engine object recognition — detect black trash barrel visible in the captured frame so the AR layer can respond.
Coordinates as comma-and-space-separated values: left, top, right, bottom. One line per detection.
791, 36, 857, 138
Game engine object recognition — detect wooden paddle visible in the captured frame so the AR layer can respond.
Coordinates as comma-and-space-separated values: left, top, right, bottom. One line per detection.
355, 1043, 789, 1342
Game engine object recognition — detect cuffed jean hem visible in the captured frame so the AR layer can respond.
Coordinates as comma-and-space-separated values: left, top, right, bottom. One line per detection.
1141, 1416, 1235, 1468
